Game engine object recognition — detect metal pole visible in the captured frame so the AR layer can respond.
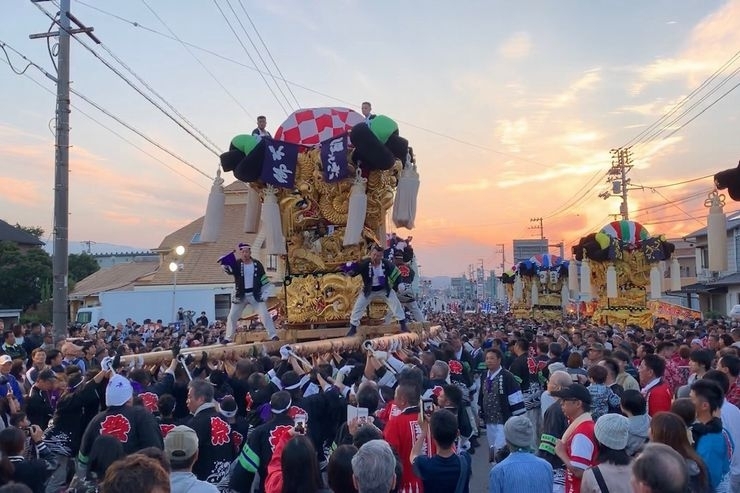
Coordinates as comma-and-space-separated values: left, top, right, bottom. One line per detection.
172, 270, 178, 323
52, 0, 71, 343
620, 149, 630, 220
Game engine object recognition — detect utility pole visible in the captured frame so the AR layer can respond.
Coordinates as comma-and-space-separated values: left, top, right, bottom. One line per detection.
600, 148, 635, 221
496, 243, 506, 270
530, 217, 544, 239
30, 0, 96, 342
81, 240, 96, 253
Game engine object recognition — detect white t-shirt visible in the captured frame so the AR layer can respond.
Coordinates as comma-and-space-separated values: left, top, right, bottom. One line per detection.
570, 433, 596, 470
371, 264, 384, 287
242, 262, 255, 290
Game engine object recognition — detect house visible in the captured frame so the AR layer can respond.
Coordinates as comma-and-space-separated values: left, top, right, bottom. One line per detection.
70, 181, 280, 324
0, 219, 44, 250
682, 211, 740, 316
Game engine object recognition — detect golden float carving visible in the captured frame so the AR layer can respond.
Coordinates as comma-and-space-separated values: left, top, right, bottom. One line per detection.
274, 149, 401, 325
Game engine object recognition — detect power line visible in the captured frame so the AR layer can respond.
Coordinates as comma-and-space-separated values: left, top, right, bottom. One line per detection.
71, 0, 555, 169
139, 0, 254, 120
211, 0, 289, 115
633, 63, 740, 150
237, 0, 300, 108
651, 188, 704, 225
0, 42, 211, 187
223, 0, 295, 111
632, 173, 715, 190
33, 0, 222, 157
622, 49, 740, 148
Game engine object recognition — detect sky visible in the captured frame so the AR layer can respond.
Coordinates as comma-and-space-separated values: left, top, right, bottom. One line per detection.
1, 0, 740, 276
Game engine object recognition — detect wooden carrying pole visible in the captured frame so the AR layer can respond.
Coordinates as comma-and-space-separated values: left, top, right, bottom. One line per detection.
120, 325, 442, 365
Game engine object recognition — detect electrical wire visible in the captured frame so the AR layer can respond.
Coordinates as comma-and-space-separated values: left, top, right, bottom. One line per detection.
211, 0, 289, 115
139, 0, 254, 120
632, 173, 715, 190
223, 0, 294, 112
33, 0, 222, 158
72, 0, 556, 169
622, 49, 740, 149
0, 43, 32, 75
0, 48, 209, 189
237, 0, 300, 108
651, 189, 704, 225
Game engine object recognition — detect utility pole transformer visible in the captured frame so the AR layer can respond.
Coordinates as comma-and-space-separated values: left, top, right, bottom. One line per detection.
30, 0, 96, 342
601, 148, 634, 221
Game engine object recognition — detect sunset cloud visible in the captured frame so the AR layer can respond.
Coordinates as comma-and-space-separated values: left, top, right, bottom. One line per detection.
499, 32, 532, 60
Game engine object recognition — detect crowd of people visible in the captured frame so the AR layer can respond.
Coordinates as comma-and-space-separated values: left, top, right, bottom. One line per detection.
0, 310, 737, 493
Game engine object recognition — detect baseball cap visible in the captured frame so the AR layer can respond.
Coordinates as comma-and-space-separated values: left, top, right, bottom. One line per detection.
551, 383, 592, 404
588, 342, 605, 352
164, 425, 199, 463
0, 355, 11, 365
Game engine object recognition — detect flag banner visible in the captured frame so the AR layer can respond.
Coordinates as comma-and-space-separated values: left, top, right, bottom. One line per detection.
321, 133, 350, 183
260, 138, 299, 188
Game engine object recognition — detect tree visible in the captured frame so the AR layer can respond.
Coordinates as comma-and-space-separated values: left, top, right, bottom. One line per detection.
68, 252, 100, 283
14, 224, 44, 239
0, 241, 52, 310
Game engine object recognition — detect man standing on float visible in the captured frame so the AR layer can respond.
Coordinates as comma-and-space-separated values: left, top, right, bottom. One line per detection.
222, 243, 278, 343
343, 244, 408, 336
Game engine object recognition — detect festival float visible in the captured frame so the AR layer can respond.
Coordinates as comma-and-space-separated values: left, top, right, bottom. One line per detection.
218, 107, 423, 340
571, 220, 681, 327
500, 254, 571, 321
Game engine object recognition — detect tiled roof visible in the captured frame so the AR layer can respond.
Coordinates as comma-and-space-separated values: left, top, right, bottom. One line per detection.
73, 181, 258, 290
0, 219, 44, 246
146, 200, 258, 287
70, 259, 159, 299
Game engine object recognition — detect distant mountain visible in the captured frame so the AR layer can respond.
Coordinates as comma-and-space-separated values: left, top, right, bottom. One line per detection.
43, 241, 151, 256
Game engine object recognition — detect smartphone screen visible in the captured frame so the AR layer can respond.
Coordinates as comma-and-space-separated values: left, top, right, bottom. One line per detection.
356, 407, 369, 425
293, 413, 308, 434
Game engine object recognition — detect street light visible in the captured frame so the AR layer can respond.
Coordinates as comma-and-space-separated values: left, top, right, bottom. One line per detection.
170, 245, 185, 324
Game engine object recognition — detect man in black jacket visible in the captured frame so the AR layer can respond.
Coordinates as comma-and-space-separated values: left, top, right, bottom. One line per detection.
185, 379, 235, 485
77, 374, 163, 475
222, 243, 278, 343
25, 369, 56, 429
344, 245, 407, 336
231, 391, 295, 493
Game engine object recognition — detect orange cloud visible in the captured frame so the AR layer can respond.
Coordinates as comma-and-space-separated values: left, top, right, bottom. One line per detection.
0, 177, 43, 207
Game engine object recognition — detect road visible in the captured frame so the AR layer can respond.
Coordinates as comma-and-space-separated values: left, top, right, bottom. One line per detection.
470, 432, 492, 492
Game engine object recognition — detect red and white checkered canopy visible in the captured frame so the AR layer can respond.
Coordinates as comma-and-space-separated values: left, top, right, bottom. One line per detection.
274, 107, 365, 146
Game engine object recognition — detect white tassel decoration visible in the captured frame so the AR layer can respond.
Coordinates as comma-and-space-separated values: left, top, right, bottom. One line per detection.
513, 275, 523, 303
244, 185, 262, 233
392, 162, 420, 229
650, 265, 662, 299
199, 170, 225, 242
670, 258, 682, 292
580, 257, 591, 298
531, 281, 539, 307
561, 282, 569, 308
707, 191, 728, 272
344, 169, 368, 246
568, 259, 578, 294
606, 264, 618, 298
262, 186, 286, 255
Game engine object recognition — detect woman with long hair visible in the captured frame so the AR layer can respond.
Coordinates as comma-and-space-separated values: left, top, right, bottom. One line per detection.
650, 411, 710, 493
264, 429, 329, 493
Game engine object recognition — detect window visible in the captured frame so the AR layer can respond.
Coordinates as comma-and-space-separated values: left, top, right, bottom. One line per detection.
267, 254, 278, 272
191, 233, 201, 244
700, 247, 708, 269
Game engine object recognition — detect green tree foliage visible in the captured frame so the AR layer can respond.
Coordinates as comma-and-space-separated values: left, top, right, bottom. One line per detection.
68, 252, 100, 283
14, 224, 44, 239
0, 241, 52, 310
